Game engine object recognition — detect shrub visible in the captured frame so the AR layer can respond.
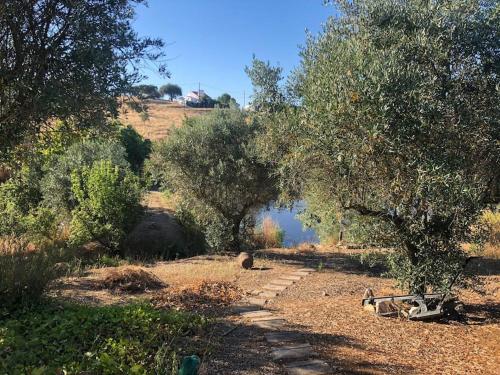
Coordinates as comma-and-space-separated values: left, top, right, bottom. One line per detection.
41, 140, 130, 212
69, 160, 142, 252
119, 125, 152, 173
0, 302, 207, 374
0, 237, 63, 307
0, 166, 57, 242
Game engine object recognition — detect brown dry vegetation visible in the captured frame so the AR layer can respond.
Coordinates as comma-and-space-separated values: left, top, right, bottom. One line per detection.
119, 101, 212, 141
101, 266, 165, 292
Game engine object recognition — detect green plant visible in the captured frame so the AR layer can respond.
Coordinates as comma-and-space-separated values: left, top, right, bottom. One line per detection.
152, 110, 278, 251
0, 0, 165, 160
69, 160, 142, 252
256, 0, 499, 293
159, 83, 182, 101
41, 140, 130, 212
119, 125, 152, 173
0, 238, 64, 307
0, 302, 207, 374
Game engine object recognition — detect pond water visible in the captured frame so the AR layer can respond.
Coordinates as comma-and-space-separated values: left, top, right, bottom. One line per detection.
257, 201, 319, 247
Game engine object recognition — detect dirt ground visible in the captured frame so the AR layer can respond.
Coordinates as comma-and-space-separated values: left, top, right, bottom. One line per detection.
119, 101, 212, 141
53, 246, 499, 374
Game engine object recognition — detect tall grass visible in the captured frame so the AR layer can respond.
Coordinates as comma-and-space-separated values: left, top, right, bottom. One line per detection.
254, 216, 284, 248
0, 236, 63, 307
482, 209, 500, 258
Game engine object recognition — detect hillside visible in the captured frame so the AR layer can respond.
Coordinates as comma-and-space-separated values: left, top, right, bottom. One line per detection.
119, 100, 212, 141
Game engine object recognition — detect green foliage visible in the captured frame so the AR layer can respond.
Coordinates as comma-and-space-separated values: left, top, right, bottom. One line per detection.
216, 93, 239, 109
69, 161, 142, 252
119, 125, 152, 172
0, 302, 207, 374
133, 84, 161, 100
0, 165, 57, 241
0, 0, 165, 159
41, 140, 130, 212
160, 83, 183, 101
0, 239, 64, 308
245, 55, 286, 112
151, 110, 278, 251
257, 0, 499, 293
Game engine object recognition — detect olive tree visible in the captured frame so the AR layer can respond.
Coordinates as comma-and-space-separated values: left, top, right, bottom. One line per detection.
264, 0, 499, 293
153, 110, 277, 251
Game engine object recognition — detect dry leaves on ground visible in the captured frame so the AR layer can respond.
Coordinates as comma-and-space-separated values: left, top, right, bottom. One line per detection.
102, 266, 165, 292
152, 281, 242, 314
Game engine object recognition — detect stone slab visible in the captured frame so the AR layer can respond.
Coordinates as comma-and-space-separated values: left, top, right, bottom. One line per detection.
297, 268, 316, 273
251, 315, 286, 322
291, 272, 310, 277
265, 331, 306, 344
271, 343, 314, 362
285, 360, 330, 375
270, 279, 295, 286
240, 310, 273, 318
281, 275, 302, 281
263, 284, 288, 291
252, 319, 286, 330
259, 290, 279, 298
232, 304, 262, 314
246, 297, 268, 306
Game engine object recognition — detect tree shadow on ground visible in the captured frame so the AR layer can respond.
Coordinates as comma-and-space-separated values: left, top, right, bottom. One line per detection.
467, 257, 500, 276
256, 249, 388, 277
464, 302, 500, 325
201, 302, 414, 375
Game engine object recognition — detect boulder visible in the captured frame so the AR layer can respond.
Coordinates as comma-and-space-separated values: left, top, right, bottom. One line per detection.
237, 252, 253, 269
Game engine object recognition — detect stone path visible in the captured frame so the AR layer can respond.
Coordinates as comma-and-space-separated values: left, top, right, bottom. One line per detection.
234, 267, 332, 374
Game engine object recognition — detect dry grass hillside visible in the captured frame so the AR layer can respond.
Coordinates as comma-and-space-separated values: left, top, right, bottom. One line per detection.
119, 100, 212, 141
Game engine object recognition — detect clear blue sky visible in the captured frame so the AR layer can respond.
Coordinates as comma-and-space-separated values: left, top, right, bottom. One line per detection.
132, 0, 335, 106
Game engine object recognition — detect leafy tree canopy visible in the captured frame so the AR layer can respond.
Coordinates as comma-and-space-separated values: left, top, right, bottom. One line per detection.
217, 93, 239, 109
133, 85, 161, 100
153, 110, 278, 250
159, 83, 182, 100
245, 55, 286, 112
258, 0, 500, 293
0, 0, 166, 160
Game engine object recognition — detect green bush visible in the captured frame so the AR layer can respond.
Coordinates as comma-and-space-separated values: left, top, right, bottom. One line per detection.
0, 238, 63, 307
119, 125, 152, 173
69, 160, 142, 252
0, 302, 207, 374
0, 167, 56, 241
41, 140, 130, 212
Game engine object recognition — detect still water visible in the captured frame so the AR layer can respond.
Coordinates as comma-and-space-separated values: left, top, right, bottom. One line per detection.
257, 201, 319, 247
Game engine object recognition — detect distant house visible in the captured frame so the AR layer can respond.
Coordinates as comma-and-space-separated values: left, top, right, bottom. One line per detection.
184, 90, 206, 104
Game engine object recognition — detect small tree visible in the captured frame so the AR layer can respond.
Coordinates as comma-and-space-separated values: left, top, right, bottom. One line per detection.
245, 56, 286, 112
159, 84, 182, 101
153, 110, 277, 251
70, 160, 142, 251
119, 125, 152, 172
260, 0, 499, 293
133, 85, 161, 100
216, 93, 240, 109
41, 140, 130, 212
